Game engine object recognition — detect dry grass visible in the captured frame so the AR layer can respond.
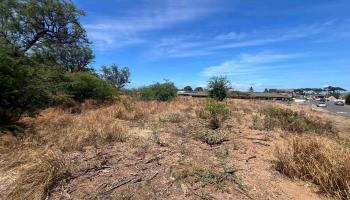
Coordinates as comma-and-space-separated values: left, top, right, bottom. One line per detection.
1, 97, 349, 200
0, 148, 69, 200
275, 135, 350, 199
33, 108, 128, 151
261, 106, 337, 136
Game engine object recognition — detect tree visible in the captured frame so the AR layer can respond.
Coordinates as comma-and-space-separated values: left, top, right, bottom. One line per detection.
264, 88, 268, 93
324, 86, 346, 95
101, 64, 130, 89
207, 76, 231, 101
195, 87, 204, 92
346, 94, 350, 105
183, 86, 193, 91
248, 86, 254, 93
34, 43, 94, 72
0, 0, 94, 72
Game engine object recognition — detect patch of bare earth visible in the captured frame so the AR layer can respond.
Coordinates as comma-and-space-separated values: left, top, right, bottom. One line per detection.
1, 98, 347, 200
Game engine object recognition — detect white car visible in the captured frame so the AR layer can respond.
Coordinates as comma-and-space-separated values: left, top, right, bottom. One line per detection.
317, 101, 327, 107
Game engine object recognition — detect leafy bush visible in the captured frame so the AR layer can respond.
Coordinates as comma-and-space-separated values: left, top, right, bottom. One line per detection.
207, 76, 231, 101
139, 81, 177, 101
263, 107, 336, 136
205, 100, 230, 129
64, 72, 117, 102
0, 46, 64, 123
346, 94, 350, 105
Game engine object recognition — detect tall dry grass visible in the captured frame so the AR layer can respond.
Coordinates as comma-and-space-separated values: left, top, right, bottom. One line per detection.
0, 148, 69, 200
275, 135, 350, 199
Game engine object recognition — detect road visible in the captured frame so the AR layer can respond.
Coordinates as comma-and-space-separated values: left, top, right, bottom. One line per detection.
315, 101, 350, 118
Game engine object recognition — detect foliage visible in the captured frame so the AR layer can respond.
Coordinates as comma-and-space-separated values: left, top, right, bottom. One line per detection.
0, 0, 93, 72
205, 100, 230, 129
195, 86, 204, 92
34, 43, 94, 72
139, 81, 177, 101
183, 86, 193, 91
1, 0, 87, 52
101, 64, 130, 89
346, 94, 350, 105
248, 86, 254, 93
0, 45, 64, 123
207, 76, 231, 101
64, 72, 117, 102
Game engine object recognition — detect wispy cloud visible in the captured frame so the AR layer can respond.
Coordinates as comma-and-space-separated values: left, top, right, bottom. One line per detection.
202, 51, 305, 76
84, 0, 222, 50
149, 21, 335, 59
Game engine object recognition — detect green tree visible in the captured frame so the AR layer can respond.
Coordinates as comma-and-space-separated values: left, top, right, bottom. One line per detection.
195, 87, 204, 92
183, 86, 193, 91
101, 64, 130, 89
346, 94, 350, 105
0, 0, 94, 72
264, 88, 268, 93
207, 76, 231, 101
248, 86, 254, 93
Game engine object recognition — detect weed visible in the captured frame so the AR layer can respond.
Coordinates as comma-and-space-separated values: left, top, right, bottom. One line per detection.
204, 101, 230, 129
160, 111, 187, 123
251, 114, 263, 130
193, 129, 230, 145
193, 167, 234, 190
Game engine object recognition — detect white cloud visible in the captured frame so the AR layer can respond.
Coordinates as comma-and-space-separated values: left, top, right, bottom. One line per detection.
149, 21, 335, 59
84, 0, 222, 50
202, 51, 304, 76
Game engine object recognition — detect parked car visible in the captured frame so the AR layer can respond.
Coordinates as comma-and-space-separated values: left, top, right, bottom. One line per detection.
317, 101, 327, 107
334, 101, 345, 106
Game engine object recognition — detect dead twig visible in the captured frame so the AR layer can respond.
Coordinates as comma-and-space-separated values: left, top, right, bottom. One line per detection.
246, 155, 257, 162
252, 141, 270, 146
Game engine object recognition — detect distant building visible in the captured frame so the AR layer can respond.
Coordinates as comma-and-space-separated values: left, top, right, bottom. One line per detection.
268, 89, 295, 96
178, 91, 288, 101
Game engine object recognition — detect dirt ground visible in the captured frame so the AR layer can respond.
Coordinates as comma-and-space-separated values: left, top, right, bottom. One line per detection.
1, 98, 349, 200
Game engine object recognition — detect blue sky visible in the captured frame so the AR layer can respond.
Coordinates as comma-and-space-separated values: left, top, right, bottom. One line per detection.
74, 0, 350, 91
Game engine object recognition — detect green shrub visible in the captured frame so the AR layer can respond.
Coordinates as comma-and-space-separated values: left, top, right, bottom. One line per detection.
0, 46, 64, 123
139, 81, 177, 101
205, 101, 230, 129
346, 94, 350, 105
64, 72, 117, 102
207, 76, 231, 101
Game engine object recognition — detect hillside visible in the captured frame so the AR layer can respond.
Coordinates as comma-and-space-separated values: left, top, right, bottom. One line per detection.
0, 97, 349, 200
